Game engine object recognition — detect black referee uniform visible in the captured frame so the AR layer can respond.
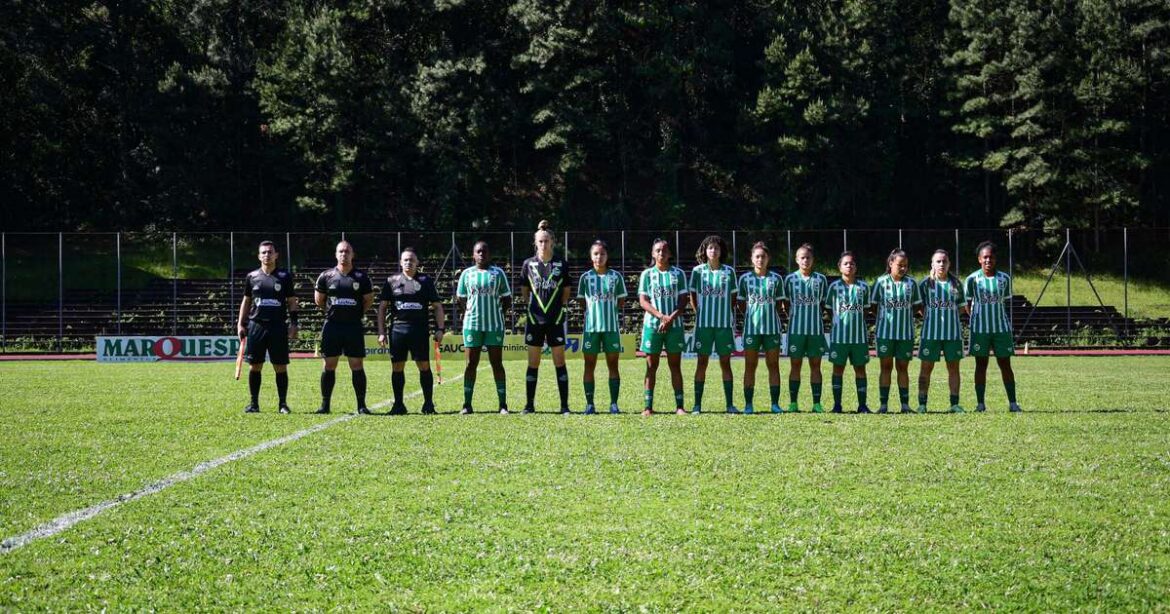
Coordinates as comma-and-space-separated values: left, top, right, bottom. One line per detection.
315, 266, 373, 413
242, 267, 296, 412
521, 255, 571, 411
379, 272, 442, 413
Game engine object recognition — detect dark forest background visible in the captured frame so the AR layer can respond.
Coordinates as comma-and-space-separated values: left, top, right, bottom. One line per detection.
2, 0, 1168, 234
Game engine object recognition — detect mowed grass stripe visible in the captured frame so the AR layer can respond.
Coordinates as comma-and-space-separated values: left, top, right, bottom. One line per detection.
1, 409, 1168, 609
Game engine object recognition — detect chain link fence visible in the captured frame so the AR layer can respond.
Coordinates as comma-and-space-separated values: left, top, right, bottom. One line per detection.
2, 228, 1167, 353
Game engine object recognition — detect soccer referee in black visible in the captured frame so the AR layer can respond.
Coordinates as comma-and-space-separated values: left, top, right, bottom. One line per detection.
377, 247, 446, 414
237, 240, 298, 413
314, 240, 375, 414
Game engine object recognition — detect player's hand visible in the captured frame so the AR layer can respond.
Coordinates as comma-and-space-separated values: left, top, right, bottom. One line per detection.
287, 324, 298, 341
433, 330, 444, 343
237, 323, 247, 339
377, 334, 387, 348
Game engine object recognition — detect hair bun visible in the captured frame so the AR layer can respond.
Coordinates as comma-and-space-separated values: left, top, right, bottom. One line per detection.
537, 219, 551, 231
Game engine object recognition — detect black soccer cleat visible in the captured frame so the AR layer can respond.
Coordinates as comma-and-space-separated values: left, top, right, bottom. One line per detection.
420, 402, 436, 415
460, 406, 473, 415
315, 406, 331, 415
278, 404, 291, 415
356, 406, 372, 415
243, 404, 260, 414
560, 407, 571, 415
522, 405, 535, 414
388, 403, 408, 416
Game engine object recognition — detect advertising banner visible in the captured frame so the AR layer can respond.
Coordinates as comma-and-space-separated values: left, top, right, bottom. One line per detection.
96, 336, 241, 362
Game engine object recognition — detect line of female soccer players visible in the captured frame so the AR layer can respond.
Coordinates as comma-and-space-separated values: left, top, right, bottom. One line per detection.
454, 224, 1021, 416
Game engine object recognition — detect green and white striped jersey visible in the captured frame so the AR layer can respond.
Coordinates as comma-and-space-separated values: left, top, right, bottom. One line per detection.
826, 279, 871, 344
871, 274, 921, 340
918, 276, 964, 341
638, 266, 688, 329
783, 271, 829, 335
964, 270, 1013, 334
689, 264, 737, 330
456, 265, 511, 332
737, 270, 785, 336
578, 268, 628, 333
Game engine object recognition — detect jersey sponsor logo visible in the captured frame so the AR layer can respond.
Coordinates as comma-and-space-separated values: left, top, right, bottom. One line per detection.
836, 303, 866, 314
791, 295, 820, 306
926, 298, 954, 309
650, 286, 677, 298
395, 301, 423, 311
257, 298, 282, 307
974, 292, 1000, 304
747, 294, 774, 305
529, 276, 561, 291
883, 298, 913, 308
698, 286, 727, 297
332, 298, 357, 306
465, 285, 498, 297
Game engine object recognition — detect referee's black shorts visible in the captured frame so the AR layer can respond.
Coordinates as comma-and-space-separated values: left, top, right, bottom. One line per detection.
525, 320, 567, 348
245, 320, 290, 365
390, 325, 430, 363
321, 320, 366, 358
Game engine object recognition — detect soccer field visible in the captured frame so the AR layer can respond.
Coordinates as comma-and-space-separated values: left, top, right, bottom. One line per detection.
1, 357, 1168, 609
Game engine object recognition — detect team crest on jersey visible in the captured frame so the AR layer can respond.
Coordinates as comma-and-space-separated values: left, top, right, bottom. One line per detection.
584, 341, 592, 349
790, 345, 798, 352
274, 283, 281, 291
526, 334, 534, 342
745, 336, 753, 345
973, 344, 981, 351
830, 351, 838, 359
352, 282, 360, 291
880, 344, 887, 352
922, 347, 931, 356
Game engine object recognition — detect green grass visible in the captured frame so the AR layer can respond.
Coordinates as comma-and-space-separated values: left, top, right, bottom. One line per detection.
1, 357, 1169, 609
1013, 270, 1170, 320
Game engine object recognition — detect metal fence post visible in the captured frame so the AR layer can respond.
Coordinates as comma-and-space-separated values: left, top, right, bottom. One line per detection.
1, 232, 5, 351
510, 231, 516, 330
954, 228, 960, 273
843, 228, 848, 252
286, 232, 292, 272
898, 228, 903, 249
621, 231, 626, 275
731, 230, 737, 267
675, 230, 680, 257
1123, 227, 1129, 334
564, 230, 569, 260
1007, 228, 1013, 336
116, 232, 122, 334
786, 230, 792, 272
58, 232, 63, 353
173, 232, 178, 336
1065, 227, 1071, 333
229, 232, 236, 329
397, 232, 401, 258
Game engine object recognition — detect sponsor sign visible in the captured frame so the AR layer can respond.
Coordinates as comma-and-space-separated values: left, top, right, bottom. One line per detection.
97, 336, 241, 362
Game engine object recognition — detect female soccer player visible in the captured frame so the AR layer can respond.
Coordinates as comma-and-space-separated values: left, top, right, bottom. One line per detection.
577, 239, 628, 414
689, 235, 738, 413
871, 249, 921, 413
638, 238, 689, 416
737, 241, 785, 414
826, 251, 872, 413
455, 241, 512, 414
377, 247, 445, 415
965, 241, 1022, 412
783, 244, 829, 413
520, 220, 572, 414
917, 249, 967, 413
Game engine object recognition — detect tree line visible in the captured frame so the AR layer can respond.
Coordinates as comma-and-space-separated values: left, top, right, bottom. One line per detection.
2, 0, 1168, 235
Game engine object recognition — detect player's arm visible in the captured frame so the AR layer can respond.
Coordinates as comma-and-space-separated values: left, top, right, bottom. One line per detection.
377, 300, 389, 347
314, 290, 327, 310
286, 296, 300, 340
236, 296, 251, 339
432, 301, 446, 342
363, 291, 375, 314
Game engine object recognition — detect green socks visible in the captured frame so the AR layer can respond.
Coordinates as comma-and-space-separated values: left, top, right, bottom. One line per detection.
831, 375, 843, 406
789, 380, 800, 403
975, 383, 986, 404
811, 382, 823, 404
496, 379, 507, 408
744, 387, 754, 406
856, 379, 867, 406
880, 385, 890, 405
723, 380, 733, 406
693, 381, 705, 407
609, 378, 621, 404
1005, 381, 1017, 403
769, 385, 781, 405
644, 388, 654, 410
584, 381, 595, 406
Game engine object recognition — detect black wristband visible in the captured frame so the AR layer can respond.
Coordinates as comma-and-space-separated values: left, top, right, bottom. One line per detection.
289, 312, 300, 326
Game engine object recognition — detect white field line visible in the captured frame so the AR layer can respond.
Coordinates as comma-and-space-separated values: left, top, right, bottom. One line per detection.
1, 372, 467, 555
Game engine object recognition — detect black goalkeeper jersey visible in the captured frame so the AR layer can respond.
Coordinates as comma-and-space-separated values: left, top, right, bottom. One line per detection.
521, 256, 569, 325
379, 272, 440, 330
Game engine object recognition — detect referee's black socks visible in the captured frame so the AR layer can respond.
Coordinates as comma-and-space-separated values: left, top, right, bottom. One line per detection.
320, 369, 336, 410
526, 367, 539, 407
275, 371, 289, 405
248, 371, 261, 406
353, 369, 367, 408
555, 365, 569, 409
392, 371, 406, 404
420, 370, 434, 403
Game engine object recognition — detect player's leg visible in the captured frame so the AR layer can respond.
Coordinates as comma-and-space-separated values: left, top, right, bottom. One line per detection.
743, 348, 759, 414
854, 362, 870, 413
667, 351, 685, 414
462, 340, 481, 413
878, 355, 894, 412
946, 359, 963, 412
997, 355, 1020, 411
525, 344, 542, 413
551, 341, 570, 414
765, 346, 782, 412
244, 322, 267, 413
694, 351, 710, 412
604, 342, 621, 413
788, 351, 804, 413
895, 358, 912, 412
719, 349, 735, 413
830, 362, 846, 412
643, 352, 660, 415
917, 358, 935, 413
349, 355, 369, 414
488, 345, 507, 412
319, 355, 340, 414
583, 350, 598, 413
809, 356, 824, 412
973, 356, 990, 411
